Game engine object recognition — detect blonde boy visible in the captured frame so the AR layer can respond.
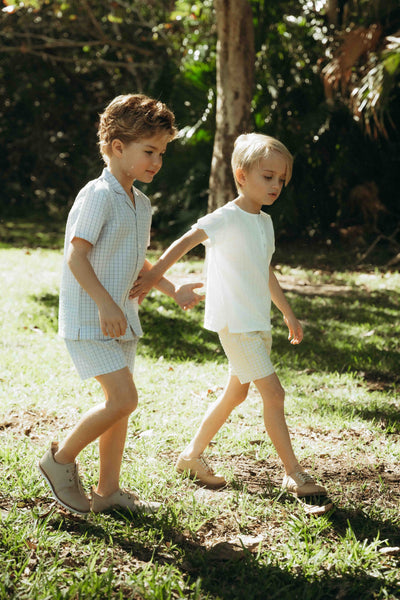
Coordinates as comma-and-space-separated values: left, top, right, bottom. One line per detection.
39, 94, 202, 514
131, 133, 327, 497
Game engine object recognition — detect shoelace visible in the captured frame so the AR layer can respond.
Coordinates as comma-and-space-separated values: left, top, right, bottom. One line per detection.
66, 464, 77, 483
68, 464, 86, 493
199, 456, 213, 474
294, 471, 315, 484
119, 489, 140, 501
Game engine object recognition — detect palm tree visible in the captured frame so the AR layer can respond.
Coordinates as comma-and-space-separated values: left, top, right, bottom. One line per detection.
321, 0, 400, 139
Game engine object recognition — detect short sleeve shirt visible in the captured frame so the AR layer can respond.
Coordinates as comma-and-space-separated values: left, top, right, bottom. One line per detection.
194, 201, 275, 333
58, 168, 152, 340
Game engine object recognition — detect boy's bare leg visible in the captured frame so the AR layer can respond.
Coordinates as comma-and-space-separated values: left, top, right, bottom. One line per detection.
253, 372, 300, 476
54, 368, 138, 478
95, 370, 139, 496
95, 416, 129, 496
182, 375, 249, 458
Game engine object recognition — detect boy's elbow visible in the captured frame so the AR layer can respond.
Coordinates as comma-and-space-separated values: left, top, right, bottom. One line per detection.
66, 245, 75, 268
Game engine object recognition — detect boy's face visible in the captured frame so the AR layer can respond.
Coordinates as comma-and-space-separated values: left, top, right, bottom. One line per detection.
238, 151, 287, 211
117, 132, 171, 183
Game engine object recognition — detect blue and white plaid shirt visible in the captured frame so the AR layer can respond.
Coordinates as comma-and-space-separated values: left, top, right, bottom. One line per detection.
59, 168, 151, 340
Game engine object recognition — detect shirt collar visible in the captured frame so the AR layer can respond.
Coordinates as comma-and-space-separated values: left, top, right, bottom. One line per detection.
102, 167, 127, 196
102, 167, 137, 211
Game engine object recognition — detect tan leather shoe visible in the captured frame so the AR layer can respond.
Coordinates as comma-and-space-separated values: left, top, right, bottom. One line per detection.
91, 487, 161, 514
175, 453, 227, 489
38, 442, 90, 514
282, 470, 327, 497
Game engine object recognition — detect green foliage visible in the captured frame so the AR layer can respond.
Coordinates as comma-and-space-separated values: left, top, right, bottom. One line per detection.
0, 0, 184, 218
0, 0, 399, 246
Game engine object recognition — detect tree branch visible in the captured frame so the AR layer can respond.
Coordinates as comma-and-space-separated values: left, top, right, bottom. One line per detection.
0, 32, 154, 56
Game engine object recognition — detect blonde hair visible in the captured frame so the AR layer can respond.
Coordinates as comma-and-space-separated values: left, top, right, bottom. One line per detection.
231, 133, 293, 190
98, 93, 177, 164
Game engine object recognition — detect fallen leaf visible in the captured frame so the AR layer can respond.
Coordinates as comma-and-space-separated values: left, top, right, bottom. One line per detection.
233, 534, 264, 550
302, 502, 334, 516
208, 541, 244, 561
379, 546, 400, 556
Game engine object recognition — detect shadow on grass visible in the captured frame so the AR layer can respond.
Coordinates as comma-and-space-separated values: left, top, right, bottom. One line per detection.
0, 218, 65, 249
47, 508, 399, 600
272, 286, 400, 390
31, 284, 400, 396
139, 296, 224, 363
30, 291, 225, 364
306, 396, 400, 433
32, 284, 399, 375
330, 507, 400, 547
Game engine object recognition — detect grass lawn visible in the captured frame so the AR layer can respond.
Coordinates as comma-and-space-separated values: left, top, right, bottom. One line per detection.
0, 237, 399, 599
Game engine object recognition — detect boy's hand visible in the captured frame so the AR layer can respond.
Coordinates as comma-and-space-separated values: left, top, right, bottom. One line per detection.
174, 283, 204, 310
284, 314, 303, 345
130, 270, 158, 301
98, 299, 127, 338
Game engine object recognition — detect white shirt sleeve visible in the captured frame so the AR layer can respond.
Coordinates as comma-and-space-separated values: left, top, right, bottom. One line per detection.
194, 207, 227, 245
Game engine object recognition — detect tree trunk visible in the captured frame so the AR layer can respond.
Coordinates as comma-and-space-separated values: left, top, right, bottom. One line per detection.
326, 0, 339, 25
208, 0, 255, 212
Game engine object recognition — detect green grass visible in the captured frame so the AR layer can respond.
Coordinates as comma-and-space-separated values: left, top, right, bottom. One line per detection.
0, 242, 399, 599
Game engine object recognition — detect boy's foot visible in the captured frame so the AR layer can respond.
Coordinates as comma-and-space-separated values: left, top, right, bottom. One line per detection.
175, 453, 227, 489
282, 470, 327, 498
90, 488, 161, 515
38, 442, 90, 514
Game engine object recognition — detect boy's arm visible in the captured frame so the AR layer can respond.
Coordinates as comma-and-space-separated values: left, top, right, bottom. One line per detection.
67, 237, 128, 338
269, 266, 303, 345
139, 259, 204, 310
131, 228, 208, 301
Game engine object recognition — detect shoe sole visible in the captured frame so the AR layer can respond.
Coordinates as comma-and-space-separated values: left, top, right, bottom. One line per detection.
284, 488, 327, 498
38, 464, 90, 515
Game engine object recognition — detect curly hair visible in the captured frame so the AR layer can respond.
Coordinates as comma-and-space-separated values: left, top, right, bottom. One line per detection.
98, 94, 177, 163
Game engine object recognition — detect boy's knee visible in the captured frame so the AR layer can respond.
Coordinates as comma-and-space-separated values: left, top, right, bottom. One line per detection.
257, 378, 285, 407
271, 382, 285, 402
108, 387, 138, 419
233, 389, 248, 406
121, 390, 138, 416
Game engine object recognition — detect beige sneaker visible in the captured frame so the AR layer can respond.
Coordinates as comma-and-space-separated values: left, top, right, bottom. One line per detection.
90, 487, 161, 515
38, 442, 90, 514
175, 453, 227, 489
282, 470, 327, 498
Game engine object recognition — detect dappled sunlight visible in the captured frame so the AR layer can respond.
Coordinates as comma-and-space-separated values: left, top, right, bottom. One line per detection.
1, 248, 399, 600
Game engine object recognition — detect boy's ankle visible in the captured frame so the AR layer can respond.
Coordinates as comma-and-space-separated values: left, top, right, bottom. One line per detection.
54, 448, 74, 466
285, 462, 302, 476
94, 486, 120, 498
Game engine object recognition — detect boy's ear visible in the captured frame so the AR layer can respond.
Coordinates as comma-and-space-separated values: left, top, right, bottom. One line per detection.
235, 167, 246, 187
111, 138, 124, 157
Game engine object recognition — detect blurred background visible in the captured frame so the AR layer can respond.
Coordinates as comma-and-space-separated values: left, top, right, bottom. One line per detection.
1, 0, 399, 264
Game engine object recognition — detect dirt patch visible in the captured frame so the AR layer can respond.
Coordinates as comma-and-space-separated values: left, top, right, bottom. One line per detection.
0, 409, 62, 440
278, 276, 354, 297
1, 410, 399, 554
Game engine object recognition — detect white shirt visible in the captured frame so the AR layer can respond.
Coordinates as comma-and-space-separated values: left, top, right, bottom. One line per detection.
59, 168, 151, 340
194, 201, 275, 333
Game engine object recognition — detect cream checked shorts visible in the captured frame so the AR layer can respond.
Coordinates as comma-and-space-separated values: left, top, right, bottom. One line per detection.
218, 327, 275, 384
65, 336, 139, 380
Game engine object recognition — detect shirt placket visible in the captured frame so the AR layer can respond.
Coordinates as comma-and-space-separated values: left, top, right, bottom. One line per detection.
256, 216, 268, 259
